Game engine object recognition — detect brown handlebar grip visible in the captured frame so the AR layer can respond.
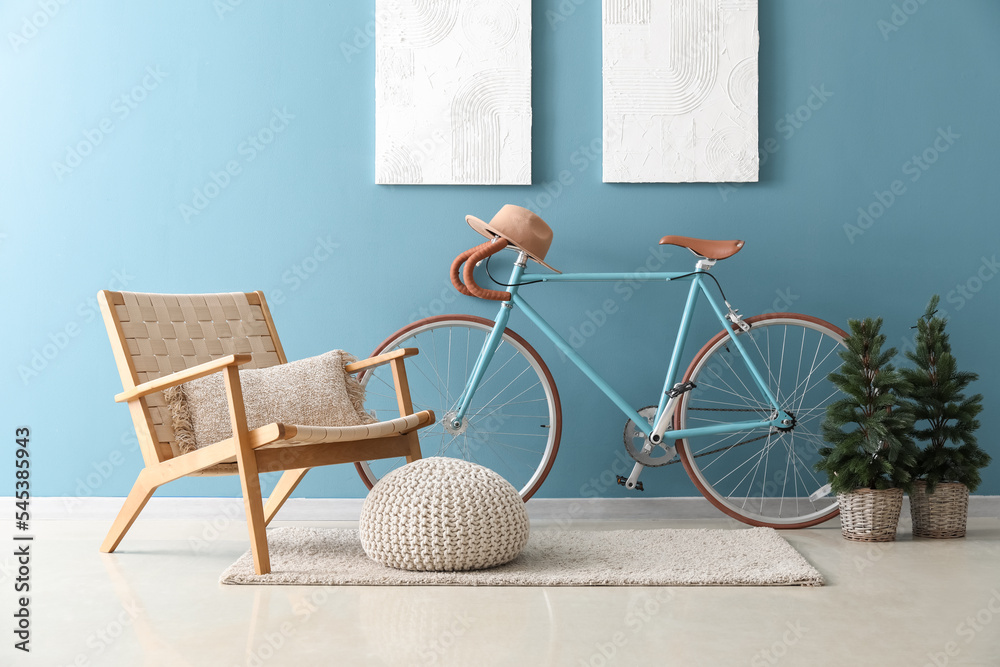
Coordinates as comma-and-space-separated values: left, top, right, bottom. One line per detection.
462, 240, 511, 302
449, 244, 482, 297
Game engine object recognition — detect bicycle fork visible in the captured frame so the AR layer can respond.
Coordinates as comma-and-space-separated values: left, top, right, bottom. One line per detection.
450, 254, 527, 428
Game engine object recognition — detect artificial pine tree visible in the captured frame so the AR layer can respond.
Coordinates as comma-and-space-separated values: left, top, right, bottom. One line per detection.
816, 317, 918, 494
901, 296, 989, 492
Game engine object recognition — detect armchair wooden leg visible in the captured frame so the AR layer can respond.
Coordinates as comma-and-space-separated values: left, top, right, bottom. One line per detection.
225, 366, 271, 575
101, 470, 158, 553
404, 431, 422, 464
237, 457, 270, 575
263, 468, 309, 526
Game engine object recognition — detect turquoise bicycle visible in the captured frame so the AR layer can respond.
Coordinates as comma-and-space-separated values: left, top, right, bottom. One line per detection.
356, 207, 847, 528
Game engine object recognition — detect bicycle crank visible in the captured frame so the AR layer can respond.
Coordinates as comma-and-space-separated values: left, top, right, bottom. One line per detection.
623, 406, 677, 467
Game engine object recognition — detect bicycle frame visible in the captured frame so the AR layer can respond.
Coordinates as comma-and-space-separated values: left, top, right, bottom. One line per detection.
451, 251, 793, 447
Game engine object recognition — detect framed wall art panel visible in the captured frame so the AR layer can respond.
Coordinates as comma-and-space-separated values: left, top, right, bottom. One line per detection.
376, 0, 532, 185
603, 0, 759, 183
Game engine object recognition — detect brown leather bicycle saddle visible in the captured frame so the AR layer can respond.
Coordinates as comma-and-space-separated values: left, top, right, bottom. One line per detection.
659, 236, 745, 260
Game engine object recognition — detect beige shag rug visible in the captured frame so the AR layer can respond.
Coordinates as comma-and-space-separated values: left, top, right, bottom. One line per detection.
221, 527, 823, 587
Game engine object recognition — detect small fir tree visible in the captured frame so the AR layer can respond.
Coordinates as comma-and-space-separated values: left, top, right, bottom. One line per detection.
816, 317, 918, 494
901, 296, 989, 492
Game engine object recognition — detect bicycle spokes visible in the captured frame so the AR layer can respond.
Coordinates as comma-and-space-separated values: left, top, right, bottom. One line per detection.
677, 316, 846, 527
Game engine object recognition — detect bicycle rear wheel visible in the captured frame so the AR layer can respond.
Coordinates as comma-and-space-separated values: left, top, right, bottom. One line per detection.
675, 313, 846, 528
355, 315, 561, 500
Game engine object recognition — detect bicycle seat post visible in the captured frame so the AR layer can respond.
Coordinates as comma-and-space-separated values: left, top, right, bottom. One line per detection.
696, 258, 716, 271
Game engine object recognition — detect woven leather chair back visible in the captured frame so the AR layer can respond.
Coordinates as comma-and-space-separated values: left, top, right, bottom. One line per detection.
99, 291, 286, 461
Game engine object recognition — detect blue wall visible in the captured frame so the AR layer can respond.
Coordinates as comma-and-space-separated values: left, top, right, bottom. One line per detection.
3, 1, 999, 499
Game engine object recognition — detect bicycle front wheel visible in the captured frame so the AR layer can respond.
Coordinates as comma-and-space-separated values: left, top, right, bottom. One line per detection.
355, 315, 561, 500
675, 313, 846, 528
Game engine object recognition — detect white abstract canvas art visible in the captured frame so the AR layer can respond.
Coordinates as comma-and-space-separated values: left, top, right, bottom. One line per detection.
603, 0, 759, 183
375, 0, 532, 185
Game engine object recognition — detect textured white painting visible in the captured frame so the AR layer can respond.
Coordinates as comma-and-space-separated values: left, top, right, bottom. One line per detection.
375, 0, 532, 185
603, 0, 759, 183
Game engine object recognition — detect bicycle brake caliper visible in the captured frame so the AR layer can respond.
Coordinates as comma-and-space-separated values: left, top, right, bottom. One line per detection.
724, 300, 751, 333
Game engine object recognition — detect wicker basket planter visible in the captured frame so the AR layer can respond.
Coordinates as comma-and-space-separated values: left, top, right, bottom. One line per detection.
909, 481, 970, 539
837, 488, 904, 542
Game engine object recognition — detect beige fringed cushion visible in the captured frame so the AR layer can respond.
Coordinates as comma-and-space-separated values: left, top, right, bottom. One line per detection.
359, 457, 530, 572
164, 350, 374, 451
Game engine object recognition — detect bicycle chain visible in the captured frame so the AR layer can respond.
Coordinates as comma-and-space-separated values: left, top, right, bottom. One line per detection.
660, 406, 773, 465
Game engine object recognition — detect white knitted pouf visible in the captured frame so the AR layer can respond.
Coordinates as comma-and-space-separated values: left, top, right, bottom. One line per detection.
359, 457, 530, 572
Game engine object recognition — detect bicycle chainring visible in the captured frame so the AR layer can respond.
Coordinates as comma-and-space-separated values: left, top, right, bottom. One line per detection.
623, 405, 677, 467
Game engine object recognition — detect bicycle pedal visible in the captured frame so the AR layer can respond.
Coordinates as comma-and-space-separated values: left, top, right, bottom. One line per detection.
616, 475, 644, 491
666, 381, 697, 399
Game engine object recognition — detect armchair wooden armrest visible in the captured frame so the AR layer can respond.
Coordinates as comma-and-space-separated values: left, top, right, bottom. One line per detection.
345, 348, 418, 417
344, 348, 418, 373
114, 353, 253, 403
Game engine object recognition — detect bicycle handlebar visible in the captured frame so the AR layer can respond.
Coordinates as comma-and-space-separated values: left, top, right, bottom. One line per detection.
450, 239, 511, 302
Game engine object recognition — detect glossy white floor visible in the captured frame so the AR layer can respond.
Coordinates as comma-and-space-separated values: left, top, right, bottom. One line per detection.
6, 515, 1000, 666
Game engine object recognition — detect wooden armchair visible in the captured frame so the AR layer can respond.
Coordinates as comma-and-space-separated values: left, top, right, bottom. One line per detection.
98, 290, 433, 575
